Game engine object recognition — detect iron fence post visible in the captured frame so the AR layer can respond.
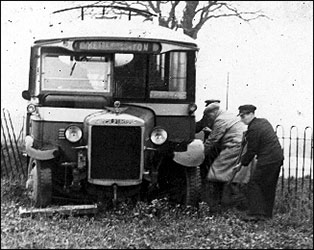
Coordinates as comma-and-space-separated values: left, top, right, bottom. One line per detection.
302, 127, 312, 192
276, 125, 285, 195
1, 118, 15, 178
310, 128, 313, 200
295, 127, 299, 195
6, 109, 26, 177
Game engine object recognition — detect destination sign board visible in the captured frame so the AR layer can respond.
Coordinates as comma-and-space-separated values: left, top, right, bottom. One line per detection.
73, 41, 161, 53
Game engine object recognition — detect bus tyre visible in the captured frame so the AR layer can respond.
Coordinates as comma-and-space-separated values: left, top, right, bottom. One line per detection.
27, 159, 52, 208
184, 166, 201, 207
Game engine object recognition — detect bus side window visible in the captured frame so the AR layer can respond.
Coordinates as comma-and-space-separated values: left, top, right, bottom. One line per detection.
149, 54, 167, 91
169, 52, 187, 92
149, 52, 187, 99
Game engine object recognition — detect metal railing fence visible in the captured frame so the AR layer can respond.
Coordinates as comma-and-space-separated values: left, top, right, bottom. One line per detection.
1, 109, 313, 199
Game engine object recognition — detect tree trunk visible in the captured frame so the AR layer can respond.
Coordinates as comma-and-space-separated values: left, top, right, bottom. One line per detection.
183, 29, 198, 39
182, 1, 199, 39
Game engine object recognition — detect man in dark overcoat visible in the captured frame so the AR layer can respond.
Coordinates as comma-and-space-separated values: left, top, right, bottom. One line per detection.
235, 105, 284, 221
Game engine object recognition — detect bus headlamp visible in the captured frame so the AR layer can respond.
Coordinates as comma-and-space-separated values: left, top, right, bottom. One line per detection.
65, 125, 83, 143
27, 104, 37, 114
150, 127, 168, 145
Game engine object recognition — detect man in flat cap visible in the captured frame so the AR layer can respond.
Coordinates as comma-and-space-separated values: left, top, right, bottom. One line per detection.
202, 102, 250, 206
195, 99, 221, 134
235, 104, 284, 221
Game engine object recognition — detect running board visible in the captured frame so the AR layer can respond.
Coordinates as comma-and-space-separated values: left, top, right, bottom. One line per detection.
19, 204, 98, 218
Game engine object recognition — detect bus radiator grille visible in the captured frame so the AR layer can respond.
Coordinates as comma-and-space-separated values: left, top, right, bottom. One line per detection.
90, 126, 141, 180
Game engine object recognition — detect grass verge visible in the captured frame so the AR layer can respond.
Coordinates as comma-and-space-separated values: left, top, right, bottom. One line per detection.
1, 177, 313, 249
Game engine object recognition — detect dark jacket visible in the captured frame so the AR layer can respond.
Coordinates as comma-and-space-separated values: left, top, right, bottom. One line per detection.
241, 117, 284, 166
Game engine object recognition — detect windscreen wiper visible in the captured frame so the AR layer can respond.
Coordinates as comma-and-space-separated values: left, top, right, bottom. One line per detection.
70, 62, 76, 76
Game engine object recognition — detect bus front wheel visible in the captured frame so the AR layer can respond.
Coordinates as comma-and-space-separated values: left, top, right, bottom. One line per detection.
27, 159, 52, 208
184, 166, 201, 207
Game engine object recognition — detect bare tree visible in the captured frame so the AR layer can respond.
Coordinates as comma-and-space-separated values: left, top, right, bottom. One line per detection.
54, 1, 268, 39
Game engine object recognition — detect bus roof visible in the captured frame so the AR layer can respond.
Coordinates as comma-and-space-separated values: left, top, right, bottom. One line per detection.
34, 20, 198, 49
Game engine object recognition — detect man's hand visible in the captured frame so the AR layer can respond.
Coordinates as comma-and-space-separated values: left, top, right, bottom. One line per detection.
202, 127, 212, 133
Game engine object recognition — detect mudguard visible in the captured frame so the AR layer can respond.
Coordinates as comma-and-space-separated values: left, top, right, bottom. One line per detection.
173, 139, 205, 167
25, 135, 58, 160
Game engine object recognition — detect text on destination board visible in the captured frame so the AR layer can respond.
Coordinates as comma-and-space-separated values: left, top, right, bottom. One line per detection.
73, 41, 160, 53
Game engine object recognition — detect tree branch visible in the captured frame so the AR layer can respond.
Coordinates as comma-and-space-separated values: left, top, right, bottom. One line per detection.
167, 1, 180, 29
219, 2, 270, 21
135, 1, 153, 10
193, 2, 224, 31
59, 1, 270, 39
148, 1, 160, 14
191, 1, 269, 38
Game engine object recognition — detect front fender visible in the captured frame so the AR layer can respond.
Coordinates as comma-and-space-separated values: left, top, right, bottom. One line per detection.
25, 136, 58, 160
173, 139, 205, 167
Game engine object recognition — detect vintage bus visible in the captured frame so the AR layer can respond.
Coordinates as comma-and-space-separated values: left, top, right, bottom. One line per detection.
22, 18, 204, 208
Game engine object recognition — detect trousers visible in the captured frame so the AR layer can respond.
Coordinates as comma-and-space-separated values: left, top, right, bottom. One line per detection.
247, 161, 282, 218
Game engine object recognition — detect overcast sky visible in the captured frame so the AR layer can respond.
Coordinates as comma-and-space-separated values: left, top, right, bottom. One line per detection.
1, 1, 313, 130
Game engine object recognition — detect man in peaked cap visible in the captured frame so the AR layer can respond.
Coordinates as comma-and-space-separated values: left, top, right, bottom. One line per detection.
235, 104, 284, 222
205, 99, 221, 107
237, 104, 257, 117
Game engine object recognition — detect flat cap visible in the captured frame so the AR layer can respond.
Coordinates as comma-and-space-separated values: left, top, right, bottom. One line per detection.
205, 99, 221, 107
204, 102, 220, 114
238, 104, 257, 116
